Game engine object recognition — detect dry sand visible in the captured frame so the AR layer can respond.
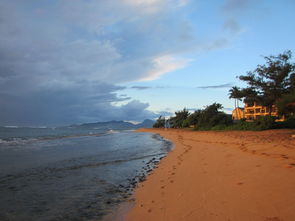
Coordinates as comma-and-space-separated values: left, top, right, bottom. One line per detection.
125, 128, 295, 221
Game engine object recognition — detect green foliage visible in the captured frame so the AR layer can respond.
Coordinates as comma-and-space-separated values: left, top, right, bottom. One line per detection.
167, 103, 234, 130
276, 90, 295, 116
276, 116, 295, 129
182, 119, 190, 128
218, 116, 276, 131
229, 50, 295, 115
153, 116, 166, 128
189, 103, 233, 130
169, 108, 190, 128
253, 116, 276, 130
187, 110, 201, 127
196, 103, 232, 129
222, 121, 254, 131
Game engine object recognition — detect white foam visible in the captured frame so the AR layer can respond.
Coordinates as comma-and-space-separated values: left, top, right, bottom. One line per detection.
107, 129, 119, 134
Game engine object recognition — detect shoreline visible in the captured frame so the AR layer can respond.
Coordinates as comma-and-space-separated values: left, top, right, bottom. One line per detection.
125, 128, 295, 221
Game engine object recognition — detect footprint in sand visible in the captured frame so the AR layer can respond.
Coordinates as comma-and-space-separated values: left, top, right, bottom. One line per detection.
264, 217, 283, 221
281, 155, 288, 159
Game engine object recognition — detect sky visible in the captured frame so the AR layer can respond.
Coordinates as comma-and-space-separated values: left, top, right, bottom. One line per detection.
0, 0, 295, 126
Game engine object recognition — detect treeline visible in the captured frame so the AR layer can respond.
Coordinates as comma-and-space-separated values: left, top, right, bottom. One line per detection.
153, 104, 295, 131
153, 103, 233, 130
154, 50, 295, 131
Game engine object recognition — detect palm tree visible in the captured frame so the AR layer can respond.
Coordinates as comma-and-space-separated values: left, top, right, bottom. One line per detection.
229, 86, 243, 108
229, 86, 243, 119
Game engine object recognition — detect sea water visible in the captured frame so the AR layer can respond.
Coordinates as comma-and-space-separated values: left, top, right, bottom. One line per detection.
0, 127, 172, 220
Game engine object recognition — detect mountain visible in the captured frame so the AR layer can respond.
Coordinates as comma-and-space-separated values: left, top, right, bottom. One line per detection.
135, 119, 155, 128
74, 119, 155, 130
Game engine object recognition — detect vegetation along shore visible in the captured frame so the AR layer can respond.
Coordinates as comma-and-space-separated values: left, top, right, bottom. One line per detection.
122, 51, 295, 221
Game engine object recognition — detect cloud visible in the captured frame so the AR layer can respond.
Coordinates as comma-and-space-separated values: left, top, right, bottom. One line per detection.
130, 85, 170, 90
0, 0, 238, 125
140, 55, 190, 81
0, 0, 197, 125
123, 0, 189, 13
223, 18, 241, 33
222, 0, 257, 34
117, 100, 157, 120
0, 83, 159, 126
223, 0, 255, 13
197, 83, 233, 89
130, 86, 153, 90
0, 0, 195, 85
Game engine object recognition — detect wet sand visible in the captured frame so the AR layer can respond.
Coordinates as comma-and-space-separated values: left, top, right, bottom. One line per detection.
126, 128, 295, 221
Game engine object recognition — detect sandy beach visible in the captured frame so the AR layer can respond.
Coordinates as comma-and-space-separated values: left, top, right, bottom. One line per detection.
126, 128, 295, 221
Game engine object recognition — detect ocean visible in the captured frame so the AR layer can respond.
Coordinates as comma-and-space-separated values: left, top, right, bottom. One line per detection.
0, 126, 172, 220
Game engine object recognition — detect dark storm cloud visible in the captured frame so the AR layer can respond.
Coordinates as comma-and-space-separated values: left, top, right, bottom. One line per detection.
0, 0, 194, 125
0, 0, 239, 125
0, 83, 159, 126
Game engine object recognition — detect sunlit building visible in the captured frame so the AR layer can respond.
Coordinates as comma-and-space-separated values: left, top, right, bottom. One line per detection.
232, 107, 245, 120
232, 102, 285, 121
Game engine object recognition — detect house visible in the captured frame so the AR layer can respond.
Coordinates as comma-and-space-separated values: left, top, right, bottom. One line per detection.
232, 102, 285, 121
232, 107, 245, 120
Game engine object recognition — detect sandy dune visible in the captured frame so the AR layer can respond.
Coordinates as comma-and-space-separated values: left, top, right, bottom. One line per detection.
126, 128, 295, 221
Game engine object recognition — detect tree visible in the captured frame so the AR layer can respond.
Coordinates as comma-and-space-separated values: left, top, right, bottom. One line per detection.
153, 116, 166, 128
229, 86, 243, 108
169, 108, 190, 128
196, 103, 232, 128
187, 109, 202, 127
276, 90, 295, 116
229, 51, 295, 114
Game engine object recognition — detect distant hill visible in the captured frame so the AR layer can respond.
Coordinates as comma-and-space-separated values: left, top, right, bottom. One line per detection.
74, 119, 155, 130
135, 119, 155, 128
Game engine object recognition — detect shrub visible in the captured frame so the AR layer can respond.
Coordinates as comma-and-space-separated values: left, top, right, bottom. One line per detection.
276, 116, 295, 129
253, 116, 276, 130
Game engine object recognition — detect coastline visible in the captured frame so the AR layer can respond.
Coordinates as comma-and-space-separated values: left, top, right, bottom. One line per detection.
125, 128, 295, 221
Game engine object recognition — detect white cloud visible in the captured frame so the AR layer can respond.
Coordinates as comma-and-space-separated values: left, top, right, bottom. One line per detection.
177, 0, 190, 7
123, 0, 189, 14
140, 55, 190, 81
